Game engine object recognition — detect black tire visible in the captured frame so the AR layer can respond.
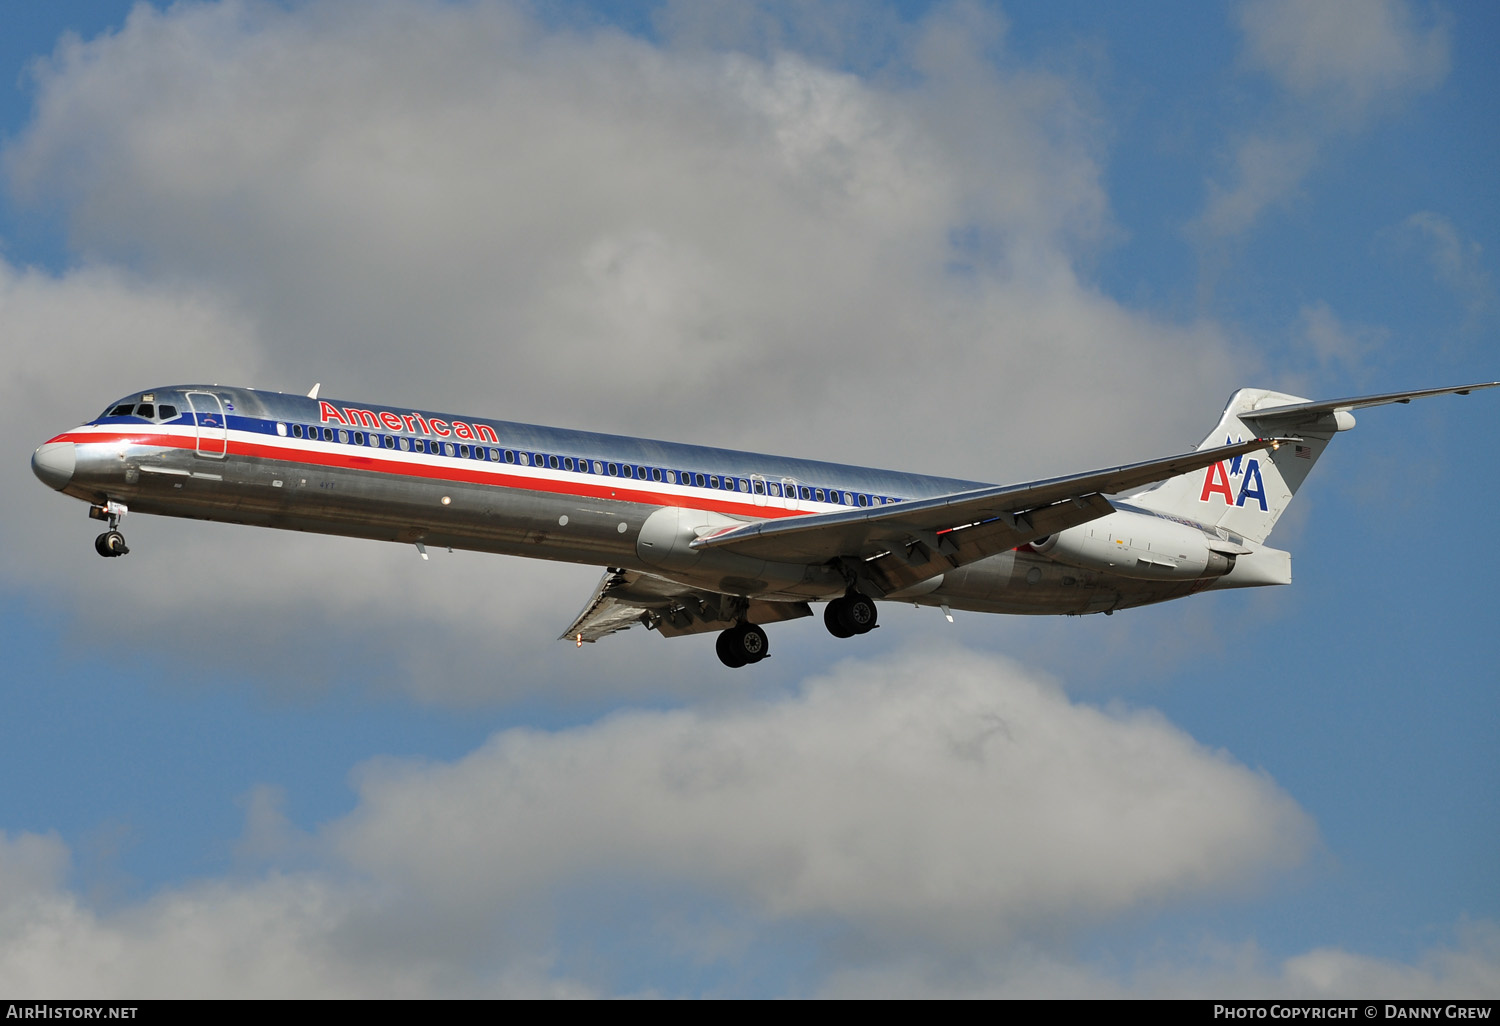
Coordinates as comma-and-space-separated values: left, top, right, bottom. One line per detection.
716, 624, 769, 667
95, 531, 128, 557
824, 600, 855, 638
716, 628, 749, 668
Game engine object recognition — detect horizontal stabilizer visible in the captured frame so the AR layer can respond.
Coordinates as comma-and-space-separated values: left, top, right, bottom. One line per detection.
1238, 381, 1499, 428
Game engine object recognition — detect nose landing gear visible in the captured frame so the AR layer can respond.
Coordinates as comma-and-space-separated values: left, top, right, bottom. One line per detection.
89, 501, 130, 558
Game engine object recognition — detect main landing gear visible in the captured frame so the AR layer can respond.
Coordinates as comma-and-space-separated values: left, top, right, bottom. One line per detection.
715, 622, 769, 668
89, 502, 130, 558
712, 591, 878, 668
824, 591, 877, 638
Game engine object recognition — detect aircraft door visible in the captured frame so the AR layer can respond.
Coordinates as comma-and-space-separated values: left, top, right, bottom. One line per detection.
187, 391, 228, 459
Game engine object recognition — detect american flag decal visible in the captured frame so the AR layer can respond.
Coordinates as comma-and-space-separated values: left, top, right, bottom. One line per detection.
1295, 444, 1313, 460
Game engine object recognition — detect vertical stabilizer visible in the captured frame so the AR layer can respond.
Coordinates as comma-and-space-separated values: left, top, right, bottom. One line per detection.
1126, 388, 1346, 544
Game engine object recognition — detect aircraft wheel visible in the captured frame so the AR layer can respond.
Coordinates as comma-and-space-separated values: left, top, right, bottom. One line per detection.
840, 593, 878, 634
824, 600, 855, 638
94, 531, 129, 557
716, 624, 769, 667
825, 593, 877, 637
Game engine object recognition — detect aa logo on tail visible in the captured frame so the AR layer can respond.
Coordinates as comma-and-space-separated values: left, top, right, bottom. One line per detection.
1199, 437, 1268, 511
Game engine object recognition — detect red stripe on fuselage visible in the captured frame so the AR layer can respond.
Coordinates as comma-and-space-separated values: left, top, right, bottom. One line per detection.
53, 428, 813, 521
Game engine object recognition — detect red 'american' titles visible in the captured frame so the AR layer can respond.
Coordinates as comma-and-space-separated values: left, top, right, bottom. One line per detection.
318, 401, 499, 444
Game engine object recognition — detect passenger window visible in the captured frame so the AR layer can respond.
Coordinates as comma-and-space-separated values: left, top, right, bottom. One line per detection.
652, 468, 663, 482
276, 422, 288, 437
738, 479, 749, 492
353, 431, 364, 445
492, 449, 502, 462
460, 445, 471, 459
857, 494, 868, 507
445, 443, 456, 457
593, 461, 604, 474
505, 450, 516, 464
665, 471, 676, 484
338, 430, 349, 444
292, 424, 303, 438
384, 435, 396, 449
548, 455, 559, 469
695, 474, 705, 487
399, 438, 409, 451
562, 457, 573, 471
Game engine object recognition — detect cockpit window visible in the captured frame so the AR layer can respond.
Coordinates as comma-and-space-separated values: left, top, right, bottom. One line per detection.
136, 403, 154, 419
108, 404, 134, 417
158, 404, 178, 420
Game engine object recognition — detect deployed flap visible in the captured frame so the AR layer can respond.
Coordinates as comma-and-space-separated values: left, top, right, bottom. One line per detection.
691, 437, 1283, 595
560, 568, 811, 643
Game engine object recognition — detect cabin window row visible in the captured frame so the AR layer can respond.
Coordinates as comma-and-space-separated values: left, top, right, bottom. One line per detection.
281, 422, 903, 508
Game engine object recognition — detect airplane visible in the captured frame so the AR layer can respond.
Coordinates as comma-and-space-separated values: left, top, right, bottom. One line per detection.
30, 380, 1497, 667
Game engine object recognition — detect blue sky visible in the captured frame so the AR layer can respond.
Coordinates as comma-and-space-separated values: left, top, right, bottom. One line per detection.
1, 0, 1496, 997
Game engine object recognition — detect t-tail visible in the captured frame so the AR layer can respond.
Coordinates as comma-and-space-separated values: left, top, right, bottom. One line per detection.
1125, 383, 1499, 544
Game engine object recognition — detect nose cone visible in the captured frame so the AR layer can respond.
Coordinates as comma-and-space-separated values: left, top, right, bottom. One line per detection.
31, 441, 76, 491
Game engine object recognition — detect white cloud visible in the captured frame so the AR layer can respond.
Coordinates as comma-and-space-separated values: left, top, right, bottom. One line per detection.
329, 649, 1312, 940
3, 650, 1494, 996
817, 926, 1500, 998
1196, 0, 1450, 239
1195, 133, 1317, 239
1397, 211, 1493, 318
1239, 0, 1449, 115
0, 648, 1322, 995
4, 0, 1231, 471
1295, 300, 1388, 375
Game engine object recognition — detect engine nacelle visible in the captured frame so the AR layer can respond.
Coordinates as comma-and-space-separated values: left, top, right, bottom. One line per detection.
1030, 515, 1234, 581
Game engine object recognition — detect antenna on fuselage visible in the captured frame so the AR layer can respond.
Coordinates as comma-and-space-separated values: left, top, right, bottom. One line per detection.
307, 383, 321, 399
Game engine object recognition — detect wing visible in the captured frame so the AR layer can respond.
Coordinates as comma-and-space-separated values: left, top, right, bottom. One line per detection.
560, 567, 812, 642
691, 436, 1287, 595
